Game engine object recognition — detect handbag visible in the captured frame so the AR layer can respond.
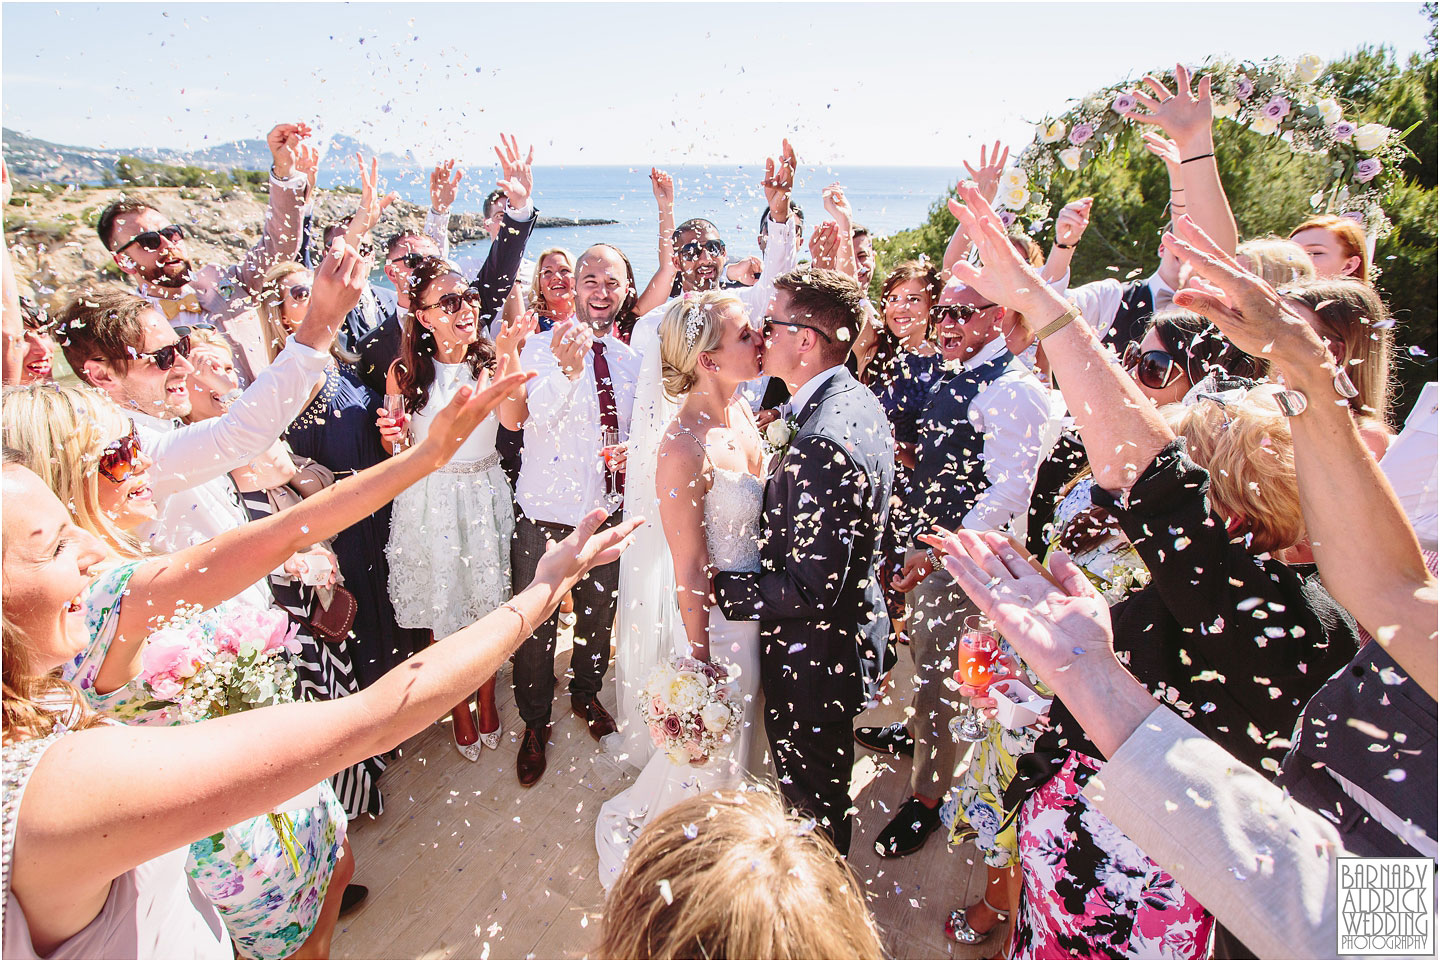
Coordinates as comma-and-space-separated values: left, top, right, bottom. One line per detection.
307, 585, 357, 643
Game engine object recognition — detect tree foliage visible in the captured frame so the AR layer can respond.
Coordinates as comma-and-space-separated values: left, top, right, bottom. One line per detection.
875, 41, 1437, 414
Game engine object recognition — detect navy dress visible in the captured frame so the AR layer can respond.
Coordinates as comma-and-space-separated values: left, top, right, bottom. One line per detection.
284, 364, 429, 689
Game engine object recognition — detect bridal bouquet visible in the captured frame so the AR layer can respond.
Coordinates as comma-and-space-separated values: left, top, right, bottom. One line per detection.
639, 656, 742, 766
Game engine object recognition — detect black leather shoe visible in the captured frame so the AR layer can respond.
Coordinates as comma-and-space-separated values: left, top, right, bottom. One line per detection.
571, 694, 617, 740
873, 796, 942, 858
855, 721, 915, 757
339, 883, 368, 918
517, 724, 550, 786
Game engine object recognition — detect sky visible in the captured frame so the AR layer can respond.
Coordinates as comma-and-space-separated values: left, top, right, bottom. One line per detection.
2, 2, 1431, 167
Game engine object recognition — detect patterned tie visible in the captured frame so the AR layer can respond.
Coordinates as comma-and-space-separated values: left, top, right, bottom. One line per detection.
157, 291, 203, 321
592, 340, 625, 498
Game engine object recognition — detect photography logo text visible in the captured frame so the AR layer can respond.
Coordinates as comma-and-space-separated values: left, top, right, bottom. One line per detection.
1337, 857, 1434, 956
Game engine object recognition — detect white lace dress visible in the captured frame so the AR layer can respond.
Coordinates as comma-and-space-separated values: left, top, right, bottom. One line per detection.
594, 466, 767, 890
386, 361, 514, 639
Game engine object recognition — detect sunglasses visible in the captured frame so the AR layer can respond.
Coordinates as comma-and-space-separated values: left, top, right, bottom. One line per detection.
389, 252, 427, 269
678, 239, 726, 260
114, 224, 184, 255
98, 420, 144, 484
1122, 341, 1186, 391
931, 302, 999, 324
286, 284, 312, 301
762, 316, 832, 343
419, 286, 483, 314
135, 332, 193, 371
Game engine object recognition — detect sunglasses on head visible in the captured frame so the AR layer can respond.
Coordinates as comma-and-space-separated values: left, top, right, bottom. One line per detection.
419, 286, 483, 314
1122, 341, 1186, 391
761, 316, 832, 343
931, 302, 999, 324
98, 420, 143, 484
678, 239, 726, 260
135, 332, 192, 371
115, 224, 184, 255
389, 252, 427, 269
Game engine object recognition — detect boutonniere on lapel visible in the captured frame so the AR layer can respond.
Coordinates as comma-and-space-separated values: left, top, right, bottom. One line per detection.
763, 412, 799, 462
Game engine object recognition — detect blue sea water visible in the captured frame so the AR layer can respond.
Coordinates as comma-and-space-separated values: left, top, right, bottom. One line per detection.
323, 164, 953, 284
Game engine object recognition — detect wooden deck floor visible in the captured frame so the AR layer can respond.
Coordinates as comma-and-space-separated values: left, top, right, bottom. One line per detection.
333, 635, 1006, 960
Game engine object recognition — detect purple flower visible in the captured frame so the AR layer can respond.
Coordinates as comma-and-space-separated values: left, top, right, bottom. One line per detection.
1341, 211, 1366, 225
1354, 158, 1382, 183
1069, 123, 1095, 147
1332, 121, 1357, 142
998, 210, 1017, 228
1112, 93, 1137, 114
1235, 76, 1255, 100
1262, 96, 1291, 121
662, 713, 683, 737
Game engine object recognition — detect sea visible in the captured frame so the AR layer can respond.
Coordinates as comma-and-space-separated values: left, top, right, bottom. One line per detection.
320, 164, 954, 285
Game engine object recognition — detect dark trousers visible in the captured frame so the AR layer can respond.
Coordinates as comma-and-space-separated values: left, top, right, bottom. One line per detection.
764, 706, 855, 856
510, 512, 619, 728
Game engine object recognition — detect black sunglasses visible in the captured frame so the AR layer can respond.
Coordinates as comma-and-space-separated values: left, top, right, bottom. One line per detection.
287, 284, 312, 301
1122, 341, 1185, 391
419, 287, 483, 314
133, 332, 193, 371
762, 316, 832, 343
389, 252, 427, 269
932, 302, 999, 324
678, 239, 726, 260
98, 420, 143, 483
115, 224, 184, 255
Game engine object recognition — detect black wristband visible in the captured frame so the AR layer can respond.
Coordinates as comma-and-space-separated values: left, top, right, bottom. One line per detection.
1055, 242, 1075, 249
1180, 152, 1215, 164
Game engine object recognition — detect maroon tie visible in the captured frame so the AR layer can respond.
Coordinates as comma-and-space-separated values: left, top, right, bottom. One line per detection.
592, 341, 625, 497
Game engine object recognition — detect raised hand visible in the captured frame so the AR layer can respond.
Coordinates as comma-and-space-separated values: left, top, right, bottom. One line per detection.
1141, 132, 1182, 171
1122, 64, 1214, 152
348, 153, 399, 240
650, 167, 675, 209
808, 220, 841, 270
962, 139, 1010, 207
494, 309, 538, 368
494, 134, 535, 211
946, 182, 1057, 331
762, 138, 797, 222
266, 122, 313, 179
822, 182, 853, 225
294, 142, 320, 197
550, 319, 594, 382
1054, 197, 1093, 249
298, 237, 371, 348
430, 159, 463, 213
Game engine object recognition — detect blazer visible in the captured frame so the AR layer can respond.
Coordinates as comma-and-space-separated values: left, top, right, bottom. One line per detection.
714, 368, 895, 722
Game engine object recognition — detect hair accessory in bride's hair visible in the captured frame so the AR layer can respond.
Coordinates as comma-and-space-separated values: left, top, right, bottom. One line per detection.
684, 304, 705, 349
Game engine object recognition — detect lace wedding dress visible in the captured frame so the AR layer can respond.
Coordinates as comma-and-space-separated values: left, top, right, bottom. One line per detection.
594, 466, 767, 890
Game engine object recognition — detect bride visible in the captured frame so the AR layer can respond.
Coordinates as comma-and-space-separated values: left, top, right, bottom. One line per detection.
595, 291, 769, 889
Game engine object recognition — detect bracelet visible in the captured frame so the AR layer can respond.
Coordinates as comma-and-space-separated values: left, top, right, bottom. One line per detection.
926, 548, 944, 572
1180, 152, 1215, 164
1036, 304, 1082, 341
499, 601, 532, 637
1055, 241, 1075, 250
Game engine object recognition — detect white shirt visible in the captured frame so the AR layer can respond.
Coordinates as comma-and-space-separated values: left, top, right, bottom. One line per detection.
1379, 382, 1439, 551
955, 337, 1061, 537
636, 213, 800, 412
515, 330, 641, 526
1064, 269, 1174, 345
787, 364, 846, 417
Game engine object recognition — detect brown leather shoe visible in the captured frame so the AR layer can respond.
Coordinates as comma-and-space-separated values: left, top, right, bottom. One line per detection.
516, 724, 550, 787
571, 694, 617, 740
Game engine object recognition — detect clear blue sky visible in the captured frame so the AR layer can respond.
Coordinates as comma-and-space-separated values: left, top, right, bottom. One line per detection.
2, 2, 1429, 166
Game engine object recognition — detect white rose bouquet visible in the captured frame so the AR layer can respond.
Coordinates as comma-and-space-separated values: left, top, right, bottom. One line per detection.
639, 656, 742, 765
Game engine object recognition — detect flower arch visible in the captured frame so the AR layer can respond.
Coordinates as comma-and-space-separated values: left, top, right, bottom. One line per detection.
1005, 54, 1413, 239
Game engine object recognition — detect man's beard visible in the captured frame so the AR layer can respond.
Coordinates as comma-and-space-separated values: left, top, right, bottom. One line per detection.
575, 304, 617, 336
142, 257, 194, 289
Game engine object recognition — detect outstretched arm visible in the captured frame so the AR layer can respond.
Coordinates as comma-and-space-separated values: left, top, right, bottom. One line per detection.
236, 122, 312, 295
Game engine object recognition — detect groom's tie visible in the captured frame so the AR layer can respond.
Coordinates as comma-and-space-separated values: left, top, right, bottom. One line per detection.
592, 341, 625, 498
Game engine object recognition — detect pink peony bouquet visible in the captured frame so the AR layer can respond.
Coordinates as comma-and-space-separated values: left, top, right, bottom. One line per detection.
138, 605, 300, 722
639, 656, 741, 766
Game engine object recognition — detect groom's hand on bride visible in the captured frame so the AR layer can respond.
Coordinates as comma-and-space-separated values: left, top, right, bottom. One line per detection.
892, 549, 935, 592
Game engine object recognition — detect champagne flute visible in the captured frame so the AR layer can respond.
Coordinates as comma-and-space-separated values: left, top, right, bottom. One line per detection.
600, 426, 622, 510
383, 393, 409, 452
949, 614, 999, 742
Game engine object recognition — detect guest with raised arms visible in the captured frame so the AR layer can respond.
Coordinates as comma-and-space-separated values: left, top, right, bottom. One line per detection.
96, 122, 313, 382
381, 256, 533, 761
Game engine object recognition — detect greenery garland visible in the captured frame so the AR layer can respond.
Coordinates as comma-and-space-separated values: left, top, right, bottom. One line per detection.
1008, 54, 1417, 239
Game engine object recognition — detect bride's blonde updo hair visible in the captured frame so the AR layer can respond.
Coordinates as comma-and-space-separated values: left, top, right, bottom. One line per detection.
659, 291, 743, 398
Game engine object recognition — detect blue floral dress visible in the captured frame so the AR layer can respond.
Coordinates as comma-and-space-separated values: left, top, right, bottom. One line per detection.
63, 561, 347, 960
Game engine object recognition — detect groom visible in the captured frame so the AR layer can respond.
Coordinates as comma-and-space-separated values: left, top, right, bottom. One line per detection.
713, 267, 895, 855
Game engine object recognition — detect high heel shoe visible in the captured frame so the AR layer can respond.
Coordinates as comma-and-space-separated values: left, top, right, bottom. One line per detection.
944, 897, 1009, 945
478, 723, 502, 751
453, 739, 482, 762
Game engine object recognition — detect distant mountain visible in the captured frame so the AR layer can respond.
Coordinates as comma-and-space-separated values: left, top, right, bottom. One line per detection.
2, 128, 408, 183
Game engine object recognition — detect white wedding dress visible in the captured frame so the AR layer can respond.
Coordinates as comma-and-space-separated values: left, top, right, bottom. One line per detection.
594, 465, 767, 891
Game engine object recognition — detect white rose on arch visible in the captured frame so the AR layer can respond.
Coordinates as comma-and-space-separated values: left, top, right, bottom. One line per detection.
1038, 120, 1067, 144
1058, 147, 1083, 172
1000, 167, 1028, 192
997, 184, 1031, 209
1353, 123, 1395, 153
1250, 116, 1281, 137
1315, 98, 1343, 126
1212, 100, 1241, 121
1294, 53, 1325, 84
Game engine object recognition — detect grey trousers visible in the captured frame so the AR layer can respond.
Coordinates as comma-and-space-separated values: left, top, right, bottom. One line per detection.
905, 568, 979, 800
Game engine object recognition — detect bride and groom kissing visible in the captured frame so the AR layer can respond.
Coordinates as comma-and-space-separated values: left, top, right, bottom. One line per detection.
596, 267, 895, 885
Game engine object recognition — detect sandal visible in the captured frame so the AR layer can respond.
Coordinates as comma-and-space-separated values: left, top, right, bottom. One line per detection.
943, 898, 1009, 945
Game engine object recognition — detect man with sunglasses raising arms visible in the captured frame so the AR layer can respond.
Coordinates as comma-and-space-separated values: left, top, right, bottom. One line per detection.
96, 122, 314, 384
859, 277, 1057, 861
54, 240, 371, 608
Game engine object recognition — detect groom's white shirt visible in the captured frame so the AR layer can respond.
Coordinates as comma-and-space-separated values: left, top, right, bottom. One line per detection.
786, 364, 847, 418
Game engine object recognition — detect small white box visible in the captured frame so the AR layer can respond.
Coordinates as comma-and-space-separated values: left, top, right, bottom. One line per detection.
989, 678, 1052, 730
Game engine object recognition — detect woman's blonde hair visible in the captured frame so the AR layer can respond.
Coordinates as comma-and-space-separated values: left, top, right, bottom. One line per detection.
1289, 214, 1371, 284
1164, 387, 1304, 555
658, 291, 742, 399
1282, 280, 1394, 427
526, 247, 575, 317
598, 789, 885, 959
1, 383, 148, 557
1236, 237, 1316, 288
